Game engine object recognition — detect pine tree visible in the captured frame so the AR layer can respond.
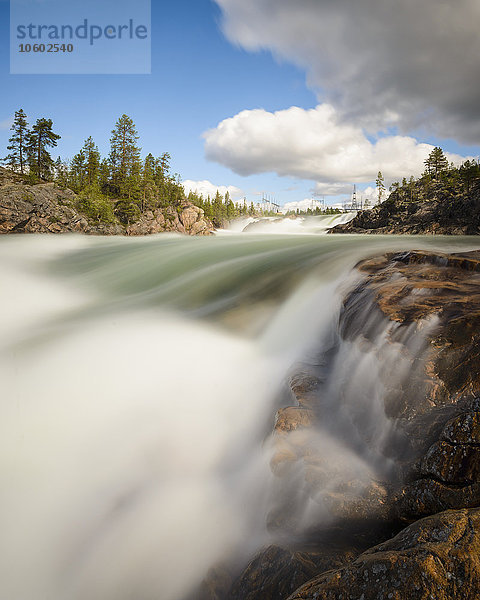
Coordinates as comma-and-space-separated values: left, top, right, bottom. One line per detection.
154, 152, 171, 184
4, 109, 29, 174
376, 171, 386, 204
459, 159, 480, 192
424, 147, 449, 179
109, 114, 141, 197
26, 118, 61, 180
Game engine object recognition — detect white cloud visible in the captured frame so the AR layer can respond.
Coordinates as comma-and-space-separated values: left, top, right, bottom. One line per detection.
204, 104, 466, 194
362, 186, 376, 198
312, 182, 353, 197
0, 116, 14, 130
182, 179, 244, 200
282, 198, 323, 213
214, 0, 480, 142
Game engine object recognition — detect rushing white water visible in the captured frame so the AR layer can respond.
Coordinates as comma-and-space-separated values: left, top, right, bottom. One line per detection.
1, 232, 479, 600
222, 213, 356, 235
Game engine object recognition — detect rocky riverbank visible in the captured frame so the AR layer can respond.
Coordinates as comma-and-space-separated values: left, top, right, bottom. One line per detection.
201, 248, 480, 600
0, 167, 214, 236
330, 178, 480, 235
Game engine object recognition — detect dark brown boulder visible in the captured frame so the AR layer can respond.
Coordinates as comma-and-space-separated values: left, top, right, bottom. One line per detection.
288, 508, 480, 600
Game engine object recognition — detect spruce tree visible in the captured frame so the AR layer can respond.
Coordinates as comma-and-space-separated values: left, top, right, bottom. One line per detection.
26, 118, 61, 180
109, 114, 141, 197
4, 109, 29, 174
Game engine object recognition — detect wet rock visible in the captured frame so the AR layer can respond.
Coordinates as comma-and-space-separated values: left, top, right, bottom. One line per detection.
229, 544, 360, 600
420, 440, 480, 485
288, 508, 480, 600
397, 402, 480, 520
288, 370, 323, 409
345, 250, 480, 421
186, 563, 234, 600
443, 411, 480, 445
398, 478, 480, 521
236, 249, 480, 599
275, 407, 316, 433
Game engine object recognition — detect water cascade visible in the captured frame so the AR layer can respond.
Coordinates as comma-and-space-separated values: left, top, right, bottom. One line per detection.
1, 232, 479, 600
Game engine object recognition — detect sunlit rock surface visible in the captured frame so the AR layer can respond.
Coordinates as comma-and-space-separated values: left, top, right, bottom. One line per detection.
288, 508, 480, 600
0, 167, 213, 236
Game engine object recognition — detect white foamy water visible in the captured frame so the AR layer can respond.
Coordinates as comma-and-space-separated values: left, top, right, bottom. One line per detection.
0, 232, 479, 600
222, 213, 356, 235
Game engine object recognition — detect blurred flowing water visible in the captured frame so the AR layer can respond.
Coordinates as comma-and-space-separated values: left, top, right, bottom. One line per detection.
0, 230, 479, 600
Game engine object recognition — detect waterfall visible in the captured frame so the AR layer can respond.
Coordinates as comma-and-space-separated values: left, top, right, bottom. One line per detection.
0, 232, 478, 600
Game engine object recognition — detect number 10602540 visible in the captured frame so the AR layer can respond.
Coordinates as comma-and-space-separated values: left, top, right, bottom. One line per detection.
18, 43, 73, 53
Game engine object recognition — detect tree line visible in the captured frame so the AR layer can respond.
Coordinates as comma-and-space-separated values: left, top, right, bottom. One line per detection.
374, 147, 480, 206
2, 109, 260, 226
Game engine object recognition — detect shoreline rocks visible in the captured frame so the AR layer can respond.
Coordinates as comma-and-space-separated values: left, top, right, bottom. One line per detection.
0, 167, 214, 236
214, 248, 480, 600
329, 179, 480, 235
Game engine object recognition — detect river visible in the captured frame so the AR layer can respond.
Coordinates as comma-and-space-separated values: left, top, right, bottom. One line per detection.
1, 219, 479, 600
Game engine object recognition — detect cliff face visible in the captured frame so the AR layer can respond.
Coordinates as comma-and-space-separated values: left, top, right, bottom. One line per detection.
204, 249, 480, 600
126, 204, 212, 236
0, 168, 214, 236
330, 179, 480, 235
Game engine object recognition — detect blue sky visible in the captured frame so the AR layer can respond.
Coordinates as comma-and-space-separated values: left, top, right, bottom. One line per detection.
1, 0, 479, 208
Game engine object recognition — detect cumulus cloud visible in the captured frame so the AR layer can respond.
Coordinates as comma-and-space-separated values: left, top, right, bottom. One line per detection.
312, 182, 354, 197
204, 103, 466, 193
282, 198, 323, 213
214, 0, 480, 142
183, 179, 244, 200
